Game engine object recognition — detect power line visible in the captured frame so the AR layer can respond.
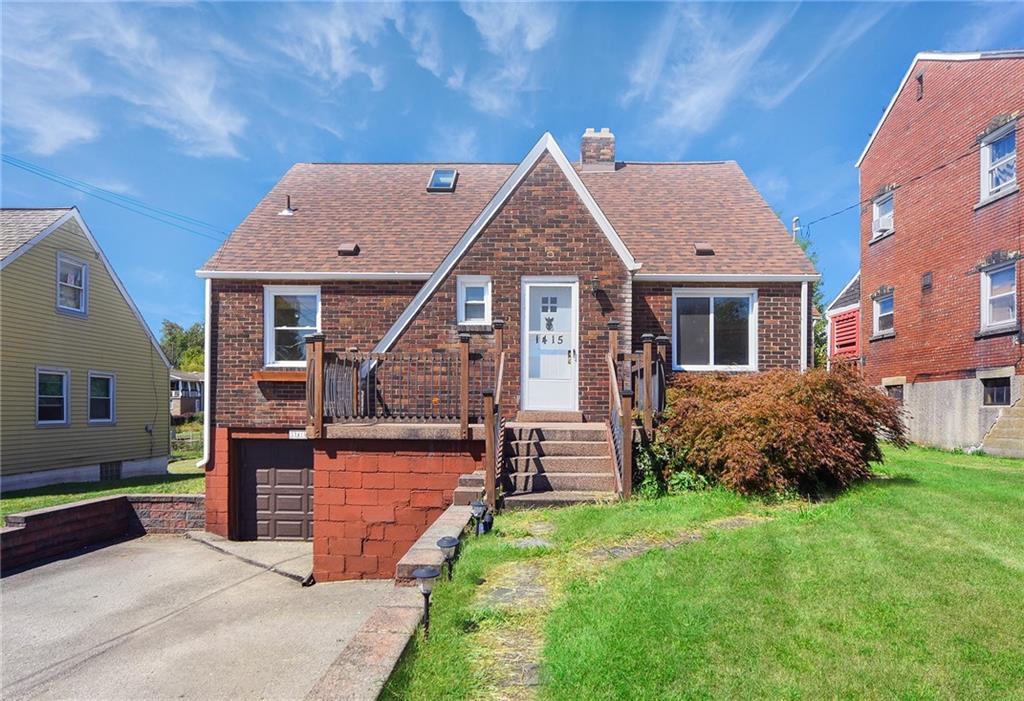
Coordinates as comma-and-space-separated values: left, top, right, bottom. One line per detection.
1, 155, 227, 243
801, 140, 987, 233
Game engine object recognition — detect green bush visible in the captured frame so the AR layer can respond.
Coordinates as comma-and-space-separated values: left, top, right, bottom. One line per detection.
657, 362, 907, 496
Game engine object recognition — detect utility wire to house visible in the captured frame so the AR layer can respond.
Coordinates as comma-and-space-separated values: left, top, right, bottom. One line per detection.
1, 155, 227, 243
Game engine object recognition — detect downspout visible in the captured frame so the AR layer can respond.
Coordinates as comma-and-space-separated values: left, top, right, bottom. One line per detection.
197, 277, 212, 467
800, 280, 808, 372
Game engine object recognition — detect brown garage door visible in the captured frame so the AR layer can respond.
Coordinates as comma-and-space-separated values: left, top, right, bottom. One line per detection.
237, 440, 314, 541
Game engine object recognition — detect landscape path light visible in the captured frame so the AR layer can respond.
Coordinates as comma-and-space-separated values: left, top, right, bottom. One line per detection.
436, 535, 459, 580
411, 566, 441, 639
470, 500, 487, 537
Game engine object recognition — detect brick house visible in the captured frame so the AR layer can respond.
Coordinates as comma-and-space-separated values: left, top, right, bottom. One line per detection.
830, 51, 1023, 455
198, 129, 817, 581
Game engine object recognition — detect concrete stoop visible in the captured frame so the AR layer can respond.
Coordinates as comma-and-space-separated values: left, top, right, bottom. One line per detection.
980, 402, 1024, 458
502, 422, 617, 508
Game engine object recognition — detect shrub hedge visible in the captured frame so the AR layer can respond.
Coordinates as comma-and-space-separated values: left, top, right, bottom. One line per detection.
656, 362, 907, 496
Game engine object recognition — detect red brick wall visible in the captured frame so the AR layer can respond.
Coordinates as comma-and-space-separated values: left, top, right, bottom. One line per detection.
311, 439, 481, 581
633, 281, 808, 370
204, 426, 230, 537
393, 153, 631, 419
211, 280, 420, 428
860, 57, 1023, 384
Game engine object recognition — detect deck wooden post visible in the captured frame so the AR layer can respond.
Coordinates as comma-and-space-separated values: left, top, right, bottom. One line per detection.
641, 333, 654, 435
607, 320, 620, 358
459, 333, 471, 439
621, 389, 633, 500
305, 334, 325, 439
655, 335, 670, 415
493, 318, 505, 355
483, 389, 496, 511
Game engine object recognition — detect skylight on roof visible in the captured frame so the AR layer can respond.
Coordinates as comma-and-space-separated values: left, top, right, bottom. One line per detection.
427, 168, 458, 192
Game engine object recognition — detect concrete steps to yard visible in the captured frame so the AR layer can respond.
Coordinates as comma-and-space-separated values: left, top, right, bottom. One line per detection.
980, 403, 1024, 458
453, 471, 485, 505
500, 422, 617, 509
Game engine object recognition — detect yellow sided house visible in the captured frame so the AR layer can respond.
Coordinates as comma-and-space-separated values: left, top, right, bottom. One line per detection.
0, 208, 170, 490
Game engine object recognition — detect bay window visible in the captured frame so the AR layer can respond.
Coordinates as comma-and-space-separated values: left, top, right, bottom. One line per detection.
672, 289, 757, 371
263, 286, 321, 367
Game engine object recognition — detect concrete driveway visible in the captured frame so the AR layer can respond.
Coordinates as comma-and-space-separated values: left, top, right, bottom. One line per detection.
1, 536, 393, 700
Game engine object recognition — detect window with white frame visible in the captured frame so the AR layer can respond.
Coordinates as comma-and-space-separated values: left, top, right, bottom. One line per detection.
36, 368, 69, 425
56, 253, 87, 314
872, 192, 894, 238
980, 122, 1017, 201
873, 293, 894, 335
457, 275, 492, 325
981, 262, 1017, 331
672, 289, 757, 371
88, 372, 115, 423
263, 286, 321, 366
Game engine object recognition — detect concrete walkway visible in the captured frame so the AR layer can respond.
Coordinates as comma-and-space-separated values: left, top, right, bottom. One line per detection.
1, 536, 392, 701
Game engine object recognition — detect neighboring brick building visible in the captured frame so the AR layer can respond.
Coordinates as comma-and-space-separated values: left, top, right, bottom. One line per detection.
840, 51, 1023, 453
199, 129, 817, 580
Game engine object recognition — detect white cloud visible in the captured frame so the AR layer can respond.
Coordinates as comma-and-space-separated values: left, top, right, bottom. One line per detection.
944, 3, 1024, 50
425, 125, 481, 162
1, 3, 247, 157
754, 5, 891, 109
457, 2, 559, 116
623, 5, 793, 147
398, 6, 445, 77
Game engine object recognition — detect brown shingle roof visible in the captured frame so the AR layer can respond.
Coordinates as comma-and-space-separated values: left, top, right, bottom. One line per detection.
0, 208, 72, 261
203, 159, 814, 277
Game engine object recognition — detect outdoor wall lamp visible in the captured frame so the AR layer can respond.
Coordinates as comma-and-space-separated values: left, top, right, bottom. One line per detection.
590, 276, 601, 293
470, 500, 487, 537
412, 566, 441, 639
436, 535, 459, 580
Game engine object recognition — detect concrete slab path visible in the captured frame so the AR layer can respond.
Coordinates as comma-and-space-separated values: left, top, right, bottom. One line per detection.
1, 536, 392, 701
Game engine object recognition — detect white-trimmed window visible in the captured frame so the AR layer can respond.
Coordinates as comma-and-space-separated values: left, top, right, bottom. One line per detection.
980, 122, 1017, 201
263, 285, 321, 367
981, 262, 1017, 331
56, 253, 88, 315
873, 293, 894, 335
88, 372, 115, 424
671, 289, 758, 371
871, 193, 894, 239
457, 275, 492, 325
36, 368, 69, 426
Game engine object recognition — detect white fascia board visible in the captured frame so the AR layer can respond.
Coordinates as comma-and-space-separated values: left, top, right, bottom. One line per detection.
825, 302, 860, 319
0, 209, 75, 271
634, 273, 820, 283
6, 208, 171, 368
196, 270, 432, 281
198, 277, 211, 468
855, 52, 986, 168
373, 132, 638, 354
825, 270, 861, 312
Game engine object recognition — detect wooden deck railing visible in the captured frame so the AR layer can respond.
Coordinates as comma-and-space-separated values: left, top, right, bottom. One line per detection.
483, 350, 507, 511
305, 333, 495, 438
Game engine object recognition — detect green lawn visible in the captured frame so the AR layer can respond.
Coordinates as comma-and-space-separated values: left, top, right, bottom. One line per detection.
382, 446, 1024, 700
1, 457, 204, 525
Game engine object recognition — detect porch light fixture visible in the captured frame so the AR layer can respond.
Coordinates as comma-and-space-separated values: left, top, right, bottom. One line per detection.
436, 535, 459, 580
590, 276, 600, 293
470, 500, 487, 537
412, 566, 441, 639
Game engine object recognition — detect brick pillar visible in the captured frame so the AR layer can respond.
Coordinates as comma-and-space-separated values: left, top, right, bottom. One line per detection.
205, 426, 230, 537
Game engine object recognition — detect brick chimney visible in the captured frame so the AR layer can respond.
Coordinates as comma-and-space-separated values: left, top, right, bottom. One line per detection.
580, 127, 615, 171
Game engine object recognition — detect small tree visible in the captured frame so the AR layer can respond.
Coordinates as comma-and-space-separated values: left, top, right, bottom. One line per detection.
160, 320, 204, 368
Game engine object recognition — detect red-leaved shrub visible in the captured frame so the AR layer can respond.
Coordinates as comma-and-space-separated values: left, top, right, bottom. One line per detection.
658, 361, 907, 495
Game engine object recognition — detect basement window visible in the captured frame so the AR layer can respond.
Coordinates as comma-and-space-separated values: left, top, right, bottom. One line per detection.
427, 169, 458, 192
982, 377, 1011, 406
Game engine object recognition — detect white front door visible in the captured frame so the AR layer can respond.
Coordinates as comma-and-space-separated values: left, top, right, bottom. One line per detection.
521, 278, 579, 411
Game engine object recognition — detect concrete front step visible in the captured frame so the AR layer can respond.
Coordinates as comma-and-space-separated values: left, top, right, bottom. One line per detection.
509, 440, 609, 457
510, 455, 612, 473
458, 471, 484, 488
986, 426, 1024, 441
515, 410, 585, 423
506, 471, 616, 493
981, 437, 1024, 458
502, 490, 616, 509
505, 422, 607, 442
453, 485, 483, 506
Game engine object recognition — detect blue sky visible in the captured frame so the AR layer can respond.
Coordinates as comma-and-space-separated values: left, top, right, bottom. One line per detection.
2, 2, 1022, 333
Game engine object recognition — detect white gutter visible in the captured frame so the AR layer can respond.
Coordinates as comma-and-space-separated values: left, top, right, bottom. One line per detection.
197, 278, 211, 468
634, 273, 820, 283
800, 280, 809, 372
195, 270, 432, 281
